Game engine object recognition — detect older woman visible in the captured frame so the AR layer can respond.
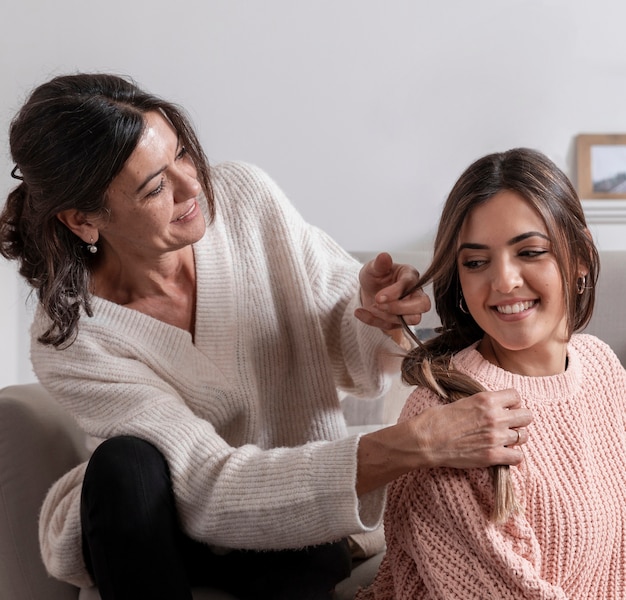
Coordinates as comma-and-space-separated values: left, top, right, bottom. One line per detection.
0, 73, 531, 600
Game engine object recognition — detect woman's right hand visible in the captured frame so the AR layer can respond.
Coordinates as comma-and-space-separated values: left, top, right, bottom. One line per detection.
355, 388, 532, 496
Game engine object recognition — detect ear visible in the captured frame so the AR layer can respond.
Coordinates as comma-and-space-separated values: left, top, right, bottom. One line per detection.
56, 209, 99, 244
577, 227, 594, 278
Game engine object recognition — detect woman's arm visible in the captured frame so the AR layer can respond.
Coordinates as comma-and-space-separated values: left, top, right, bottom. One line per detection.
356, 388, 531, 495
31, 312, 383, 551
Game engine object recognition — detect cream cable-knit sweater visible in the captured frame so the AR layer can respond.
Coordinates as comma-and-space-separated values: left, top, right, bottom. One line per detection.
32, 162, 397, 588
358, 334, 626, 599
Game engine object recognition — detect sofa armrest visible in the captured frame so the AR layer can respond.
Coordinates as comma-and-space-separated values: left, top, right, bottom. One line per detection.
0, 383, 84, 600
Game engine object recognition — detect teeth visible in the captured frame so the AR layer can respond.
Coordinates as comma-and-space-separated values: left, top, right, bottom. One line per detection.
176, 203, 195, 221
496, 301, 535, 314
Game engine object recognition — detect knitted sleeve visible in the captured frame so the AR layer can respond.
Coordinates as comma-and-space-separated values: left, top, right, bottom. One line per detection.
31, 323, 382, 550
361, 388, 568, 600
33, 161, 394, 573
211, 161, 399, 398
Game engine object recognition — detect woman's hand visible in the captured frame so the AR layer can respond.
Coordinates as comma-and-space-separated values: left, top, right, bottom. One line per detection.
355, 252, 430, 337
356, 388, 532, 495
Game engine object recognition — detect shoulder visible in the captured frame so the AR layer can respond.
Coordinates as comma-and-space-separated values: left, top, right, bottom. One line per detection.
210, 161, 283, 198
196, 162, 272, 224
399, 344, 481, 421
570, 332, 621, 362
570, 332, 625, 384
398, 385, 441, 421
209, 161, 310, 241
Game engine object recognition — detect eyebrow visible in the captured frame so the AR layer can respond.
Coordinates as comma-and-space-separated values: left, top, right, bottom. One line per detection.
458, 231, 550, 252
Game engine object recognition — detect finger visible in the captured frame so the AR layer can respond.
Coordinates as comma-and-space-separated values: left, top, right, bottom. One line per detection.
376, 268, 420, 304
377, 288, 431, 317
493, 446, 525, 466
507, 427, 524, 447
354, 307, 397, 331
357, 301, 420, 330
367, 252, 394, 279
490, 388, 523, 409
508, 408, 533, 429
398, 312, 425, 327
492, 390, 533, 429
487, 388, 534, 424
514, 427, 529, 447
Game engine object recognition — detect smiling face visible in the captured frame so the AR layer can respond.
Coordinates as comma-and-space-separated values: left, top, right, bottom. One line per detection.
457, 190, 570, 375
96, 110, 206, 260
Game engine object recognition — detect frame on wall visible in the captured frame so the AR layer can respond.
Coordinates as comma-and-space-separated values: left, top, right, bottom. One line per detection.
576, 134, 626, 199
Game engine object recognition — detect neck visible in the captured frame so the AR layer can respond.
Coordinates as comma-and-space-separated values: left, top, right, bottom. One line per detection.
479, 336, 568, 377
92, 246, 196, 305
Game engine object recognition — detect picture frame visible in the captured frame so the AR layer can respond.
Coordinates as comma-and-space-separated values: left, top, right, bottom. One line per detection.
576, 134, 626, 199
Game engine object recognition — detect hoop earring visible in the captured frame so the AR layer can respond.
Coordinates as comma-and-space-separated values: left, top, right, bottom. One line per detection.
459, 292, 470, 314
576, 275, 586, 295
86, 237, 98, 254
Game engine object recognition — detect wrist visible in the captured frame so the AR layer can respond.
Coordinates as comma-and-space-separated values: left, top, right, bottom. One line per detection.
356, 419, 429, 496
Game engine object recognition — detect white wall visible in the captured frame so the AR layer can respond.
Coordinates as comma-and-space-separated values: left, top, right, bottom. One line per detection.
2, 0, 626, 386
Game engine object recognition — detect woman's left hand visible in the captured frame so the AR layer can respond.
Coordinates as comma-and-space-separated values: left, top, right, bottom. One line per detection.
355, 252, 431, 336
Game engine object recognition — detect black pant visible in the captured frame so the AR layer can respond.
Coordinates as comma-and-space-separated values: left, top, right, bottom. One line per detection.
81, 436, 351, 600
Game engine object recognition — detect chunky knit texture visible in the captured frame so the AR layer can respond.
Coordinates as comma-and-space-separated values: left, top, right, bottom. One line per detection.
358, 334, 626, 599
32, 162, 396, 587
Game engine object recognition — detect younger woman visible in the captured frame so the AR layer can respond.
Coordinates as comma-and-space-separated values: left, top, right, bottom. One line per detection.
359, 148, 626, 599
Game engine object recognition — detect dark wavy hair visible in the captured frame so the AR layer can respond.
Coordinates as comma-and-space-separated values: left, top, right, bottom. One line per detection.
0, 73, 214, 348
402, 147, 599, 522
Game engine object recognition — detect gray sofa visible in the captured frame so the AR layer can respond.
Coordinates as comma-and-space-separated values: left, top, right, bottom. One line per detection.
1, 250, 624, 600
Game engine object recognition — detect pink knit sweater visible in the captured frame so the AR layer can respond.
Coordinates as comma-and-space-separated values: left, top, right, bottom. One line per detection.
358, 334, 626, 599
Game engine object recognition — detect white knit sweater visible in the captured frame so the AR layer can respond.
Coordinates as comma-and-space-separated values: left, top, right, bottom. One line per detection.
32, 162, 396, 587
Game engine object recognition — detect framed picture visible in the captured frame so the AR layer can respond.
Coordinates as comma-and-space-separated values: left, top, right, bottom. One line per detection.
576, 134, 626, 199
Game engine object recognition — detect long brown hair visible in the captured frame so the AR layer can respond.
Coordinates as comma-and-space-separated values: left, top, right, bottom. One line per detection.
0, 73, 214, 348
402, 148, 599, 522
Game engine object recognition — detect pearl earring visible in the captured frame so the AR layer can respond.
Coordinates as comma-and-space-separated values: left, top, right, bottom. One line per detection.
86, 237, 98, 254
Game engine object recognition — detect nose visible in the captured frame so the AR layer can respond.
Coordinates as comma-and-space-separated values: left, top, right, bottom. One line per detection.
491, 256, 523, 294
173, 164, 201, 203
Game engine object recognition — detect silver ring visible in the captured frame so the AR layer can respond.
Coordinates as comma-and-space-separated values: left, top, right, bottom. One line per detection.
515, 428, 521, 445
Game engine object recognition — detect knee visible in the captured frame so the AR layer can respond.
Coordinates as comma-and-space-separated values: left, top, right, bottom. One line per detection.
84, 435, 171, 496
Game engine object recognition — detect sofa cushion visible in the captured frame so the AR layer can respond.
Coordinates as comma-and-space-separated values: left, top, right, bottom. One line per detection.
0, 384, 85, 600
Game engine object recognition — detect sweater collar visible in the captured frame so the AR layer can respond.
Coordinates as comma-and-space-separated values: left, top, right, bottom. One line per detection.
454, 337, 583, 405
